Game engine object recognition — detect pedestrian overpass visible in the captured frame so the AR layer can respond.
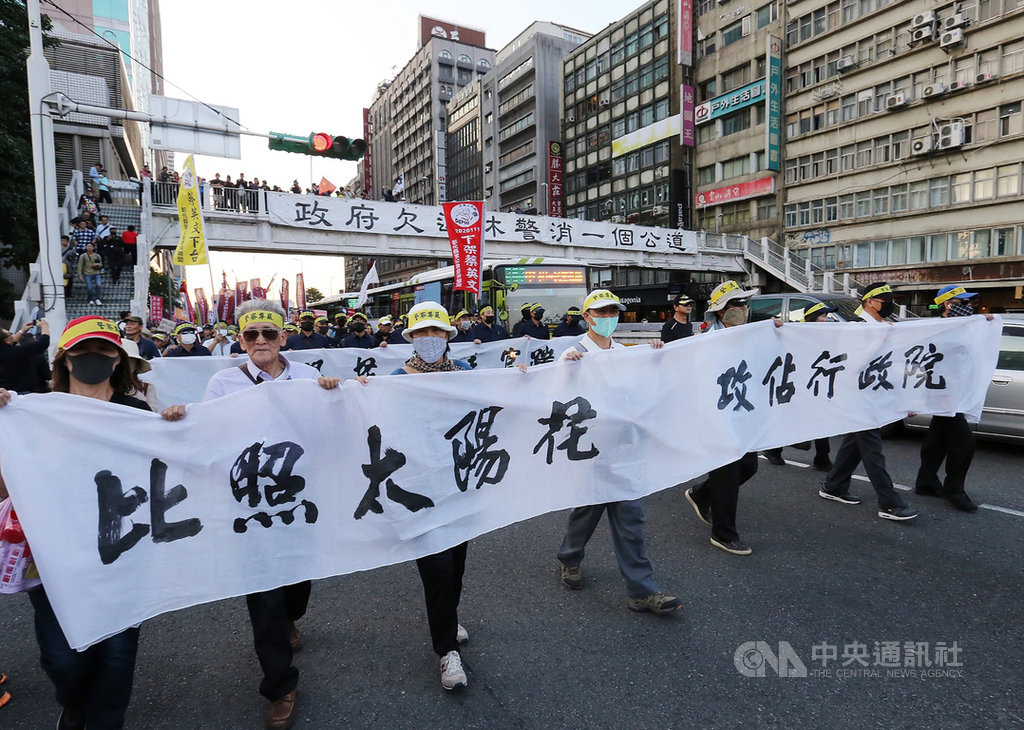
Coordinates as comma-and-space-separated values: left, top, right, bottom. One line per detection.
13, 175, 865, 336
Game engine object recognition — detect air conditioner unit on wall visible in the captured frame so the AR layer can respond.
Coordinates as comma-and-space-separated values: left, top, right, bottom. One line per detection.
610, 215, 624, 223
910, 136, 933, 155
651, 205, 667, 216
940, 28, 965, 48
911, 27, 936, 44
887, 93, 908, 109
836, 55, 858, 71
943, 13, 968, 30
922, 82, 946, 99
948, 79, 971, 92
975, 71, 996, 84
565, 113, 575, 123
912, 10, 937, 27
936, 121, 966, 149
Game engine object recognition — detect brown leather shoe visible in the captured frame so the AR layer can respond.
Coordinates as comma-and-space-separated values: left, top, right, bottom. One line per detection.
265, 690, 297, 730
288, 620, 302, 652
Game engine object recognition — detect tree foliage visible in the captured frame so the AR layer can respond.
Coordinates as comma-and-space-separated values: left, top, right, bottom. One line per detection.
305, 286, 324, 303
0, 2, 56, 270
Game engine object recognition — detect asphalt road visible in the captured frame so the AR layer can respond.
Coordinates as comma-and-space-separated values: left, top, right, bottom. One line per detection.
3, 429, 1022, 729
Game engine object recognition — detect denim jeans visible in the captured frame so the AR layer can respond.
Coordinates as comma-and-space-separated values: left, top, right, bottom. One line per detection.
84, 273, 102, 301
29, 588, 140, 730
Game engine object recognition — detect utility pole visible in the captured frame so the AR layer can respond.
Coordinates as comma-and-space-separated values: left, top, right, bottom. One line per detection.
26, 0, 66, 339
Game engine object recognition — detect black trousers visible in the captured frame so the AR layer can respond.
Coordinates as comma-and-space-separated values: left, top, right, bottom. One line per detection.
246, 580, 311, 701
765, 438, 830, 462
416, 542, 467, 657
915, 414, 975, 496
824, 429, 905, 509
689, 452, 758, 542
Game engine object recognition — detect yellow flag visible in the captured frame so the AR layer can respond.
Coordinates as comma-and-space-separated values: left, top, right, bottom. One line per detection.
172, 155, 208, 266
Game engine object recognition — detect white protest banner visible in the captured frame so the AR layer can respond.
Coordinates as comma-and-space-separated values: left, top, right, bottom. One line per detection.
142, 336, 578, 410
265, 192, 697, 254
0, 318, 1000, 649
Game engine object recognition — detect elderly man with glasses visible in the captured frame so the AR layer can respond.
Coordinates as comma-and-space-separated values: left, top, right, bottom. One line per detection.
161, 299, 342, 729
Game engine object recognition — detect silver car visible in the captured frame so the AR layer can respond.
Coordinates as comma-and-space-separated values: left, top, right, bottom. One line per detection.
905, 314, 1024, 441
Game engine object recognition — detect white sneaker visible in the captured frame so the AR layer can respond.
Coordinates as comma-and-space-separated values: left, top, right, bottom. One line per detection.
95, 299, 102, 305
456, 623, 469, 644
440, 650, 467, 690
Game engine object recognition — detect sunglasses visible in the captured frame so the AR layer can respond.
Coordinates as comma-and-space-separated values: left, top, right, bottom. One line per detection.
726, 299, 749, 308
241, 328, 281, 343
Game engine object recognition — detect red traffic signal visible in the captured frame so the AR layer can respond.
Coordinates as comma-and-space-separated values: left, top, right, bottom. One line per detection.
311, 133, 333, 152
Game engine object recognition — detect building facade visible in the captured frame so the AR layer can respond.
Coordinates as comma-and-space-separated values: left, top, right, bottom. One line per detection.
781, 0, 1024, 309
367, 16, 495, 206
561, 0, 692, 231
691, 0, 783, 244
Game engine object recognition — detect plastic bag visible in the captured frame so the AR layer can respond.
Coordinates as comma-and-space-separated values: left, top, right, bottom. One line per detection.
0, 498, 41, 594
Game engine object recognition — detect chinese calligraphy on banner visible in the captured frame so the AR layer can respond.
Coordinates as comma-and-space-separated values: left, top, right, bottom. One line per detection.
0, 317, 999, 649
442, 201, 484, 296
266, 193, 698, 255
295, 273, 307, 311
172, 155, 208, 266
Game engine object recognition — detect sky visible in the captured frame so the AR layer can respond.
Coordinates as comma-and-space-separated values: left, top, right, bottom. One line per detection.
158, 0, 627, 300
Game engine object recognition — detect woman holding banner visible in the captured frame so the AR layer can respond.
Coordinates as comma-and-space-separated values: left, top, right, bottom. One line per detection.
0, 315, 150, 730
390, 302, 478, 692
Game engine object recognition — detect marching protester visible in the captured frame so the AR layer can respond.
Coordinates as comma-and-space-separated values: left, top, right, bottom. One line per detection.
0, 316, 151, 729
203, 321, 235, 356
555, 289, 682, 614
327, 313, 348, 347
914, 285, 994, 512
160, 300, 342, 729
450, 309, 475, 342
660, 294, 695, 343
470, 306, 509, 344
314, 316, 331, 339
121, 338, 159, 410
819, 283, 918, 521
284, 311, 330, 351
122, 315, 161, 360
511, 302, 533, 337
763, 302, 836, 471
340, 313, 378, 348
374, 315, 405, 346
0, 319, 51, 393
386, 302, 476, 690
520, 303, 550, 339
685, 281, 769, 556
163, 323, 212, 357
552, 306, 585, 338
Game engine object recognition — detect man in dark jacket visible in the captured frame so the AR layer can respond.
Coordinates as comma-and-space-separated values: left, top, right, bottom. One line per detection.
553, 306, 585, 337
285, 311, 330, 350
470, 306, 509, 343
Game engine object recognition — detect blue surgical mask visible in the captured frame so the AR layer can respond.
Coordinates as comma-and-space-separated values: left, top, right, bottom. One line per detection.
459, 320, 472, 330
590, 316, 618, 338
412, 335, 448, 363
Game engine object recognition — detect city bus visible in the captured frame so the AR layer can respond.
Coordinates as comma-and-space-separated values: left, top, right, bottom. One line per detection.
317, 258, 590, 329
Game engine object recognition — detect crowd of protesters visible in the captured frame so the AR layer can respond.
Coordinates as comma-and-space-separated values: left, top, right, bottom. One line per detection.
0, 280, 994, 728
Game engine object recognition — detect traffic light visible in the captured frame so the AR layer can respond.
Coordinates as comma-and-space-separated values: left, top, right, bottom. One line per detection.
268, 131, 367, 160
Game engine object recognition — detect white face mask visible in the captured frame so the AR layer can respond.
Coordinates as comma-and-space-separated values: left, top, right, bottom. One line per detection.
179, 333, 197, 345
217, 328, 228, 336
412, 335, 447, 363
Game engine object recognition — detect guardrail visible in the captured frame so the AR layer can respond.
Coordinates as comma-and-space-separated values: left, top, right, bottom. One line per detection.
151, 180, 268, 215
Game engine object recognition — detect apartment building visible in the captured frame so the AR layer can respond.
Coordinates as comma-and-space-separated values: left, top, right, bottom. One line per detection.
781, 0, 1024, 308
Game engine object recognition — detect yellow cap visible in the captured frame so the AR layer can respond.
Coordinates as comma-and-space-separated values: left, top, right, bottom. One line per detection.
582, 289, 626, 312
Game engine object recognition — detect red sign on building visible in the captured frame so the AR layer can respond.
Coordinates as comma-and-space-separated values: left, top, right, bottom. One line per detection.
442, 201, 484, 296
419, 16, 486, 48
362, 107, 372, 196
695, 176, 775, 208
547, 141, 564, 217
